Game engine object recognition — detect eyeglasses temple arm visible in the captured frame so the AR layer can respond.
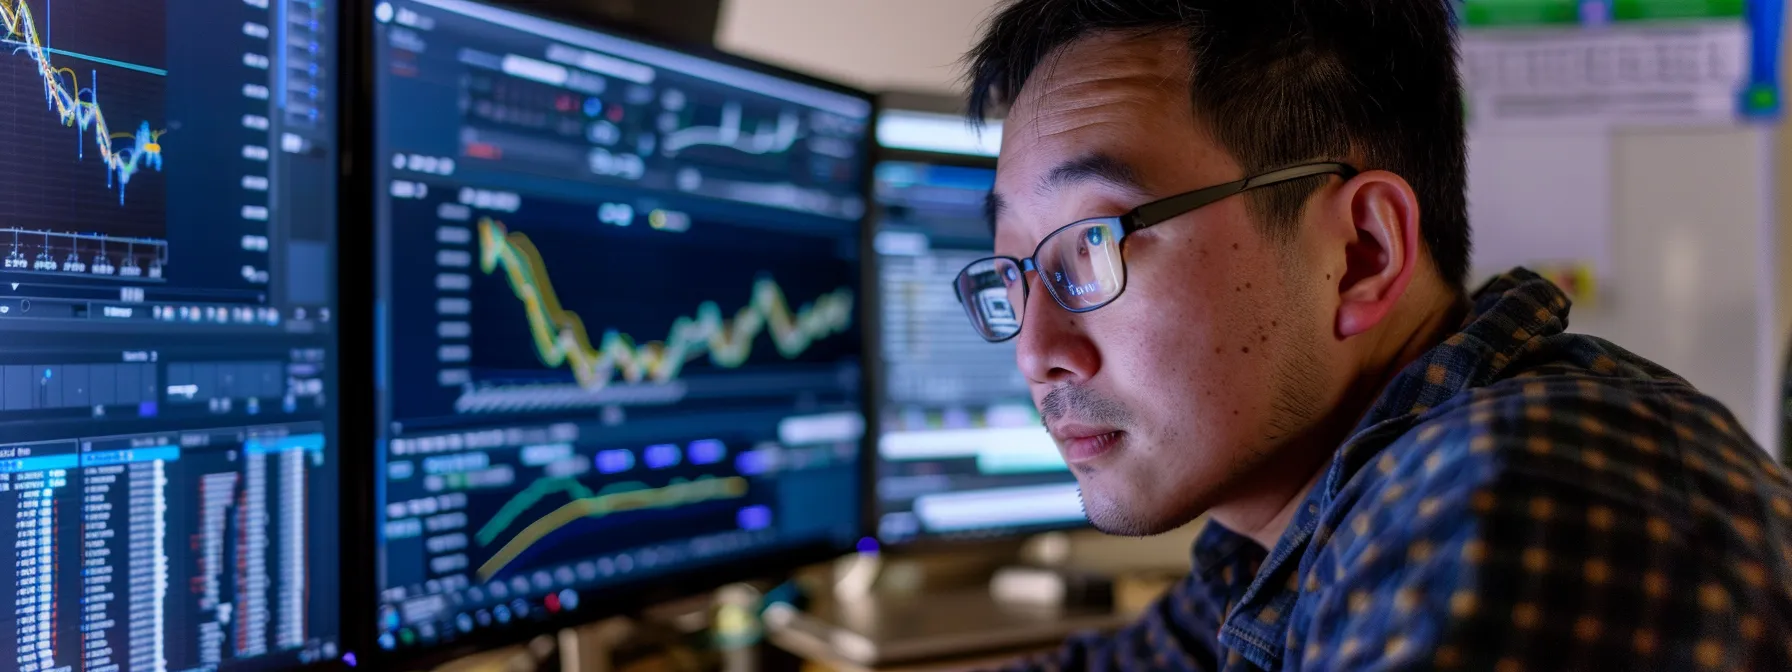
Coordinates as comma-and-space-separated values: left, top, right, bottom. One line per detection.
1126, 162, 1359, 229
1243, 162, 1358, 189
1127, 179, 1249, 229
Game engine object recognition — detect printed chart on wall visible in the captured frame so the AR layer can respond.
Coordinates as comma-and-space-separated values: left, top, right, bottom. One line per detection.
1459, 0, 1782, 301
1459, 0, 1781, 129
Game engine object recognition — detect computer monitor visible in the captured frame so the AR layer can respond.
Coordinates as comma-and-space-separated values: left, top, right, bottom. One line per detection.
368, 0, 872, 658
0, 0, 344, 669
870, 111, 1086, 547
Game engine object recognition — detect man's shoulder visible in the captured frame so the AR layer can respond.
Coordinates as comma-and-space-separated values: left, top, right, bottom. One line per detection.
1354, 278, 1786, 513
1366, 354, 1780, 502
1342, 353, 1792, 570
1395, 361, 1785, 504
1307, 364, 1792, 670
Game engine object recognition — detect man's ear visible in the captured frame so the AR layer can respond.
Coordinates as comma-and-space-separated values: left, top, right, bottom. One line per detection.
1330, 170, 1422, 338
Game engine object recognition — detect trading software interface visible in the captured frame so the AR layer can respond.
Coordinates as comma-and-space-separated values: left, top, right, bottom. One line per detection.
371, 0, 869, 652
0, 0, 342, 669
872, 161, 1082, 544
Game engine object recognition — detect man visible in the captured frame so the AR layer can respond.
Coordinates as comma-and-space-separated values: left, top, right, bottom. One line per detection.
951, 1, 1792, 669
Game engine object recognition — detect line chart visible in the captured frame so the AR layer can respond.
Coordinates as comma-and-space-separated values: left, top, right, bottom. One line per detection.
662, 101, 799, 156
475, 476, 593, 546
476, 217, 856, 391
1, 0, 166, 205
475, 475, 749, 580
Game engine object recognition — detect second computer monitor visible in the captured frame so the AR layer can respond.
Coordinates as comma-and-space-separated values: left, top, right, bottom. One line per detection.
370, 0, 872, 658
872, 155, 1085, 545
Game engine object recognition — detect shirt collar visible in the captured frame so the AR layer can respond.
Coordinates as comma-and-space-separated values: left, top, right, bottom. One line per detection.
1355, 268, 1571, 425
1211, 268, 1574, 669
1192, 517, 1257, 579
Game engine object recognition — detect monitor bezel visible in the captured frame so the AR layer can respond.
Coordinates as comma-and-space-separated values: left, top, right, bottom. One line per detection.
862, 144, 1094, 555
343, 0, 880, 665
337, 0, 379, 664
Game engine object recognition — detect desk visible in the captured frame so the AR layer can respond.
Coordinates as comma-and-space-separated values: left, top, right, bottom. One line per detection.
419, 573, 1178, 672
777, 641, 1045, 672
763, 571, 1183, 672
766, 623, 1052, 672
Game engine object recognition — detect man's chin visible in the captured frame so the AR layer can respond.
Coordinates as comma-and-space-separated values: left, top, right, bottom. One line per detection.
1087, 510, 1176, 537
1080, 487, 1181, 537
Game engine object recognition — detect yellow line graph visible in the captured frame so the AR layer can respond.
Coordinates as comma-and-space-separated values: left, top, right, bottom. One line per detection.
476, 218, 855, 391
1, 0, 166, 204
477, 476, 596, 547
476, 475, 749, 580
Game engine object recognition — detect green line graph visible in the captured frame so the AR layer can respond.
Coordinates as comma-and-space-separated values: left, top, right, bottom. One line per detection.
475, 476, 597, 546
474, 476, 750, 580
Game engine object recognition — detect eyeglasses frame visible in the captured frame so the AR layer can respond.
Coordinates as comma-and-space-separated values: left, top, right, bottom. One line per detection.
954, 161, 1360, 342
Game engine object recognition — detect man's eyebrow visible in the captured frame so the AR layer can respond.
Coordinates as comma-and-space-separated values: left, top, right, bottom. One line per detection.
984, 190, 1006, 233
1040, 152, 1145, 197
986, 153, 1141, 233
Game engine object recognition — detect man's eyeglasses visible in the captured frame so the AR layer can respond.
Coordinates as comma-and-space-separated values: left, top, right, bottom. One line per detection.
952, 162, 1358, 342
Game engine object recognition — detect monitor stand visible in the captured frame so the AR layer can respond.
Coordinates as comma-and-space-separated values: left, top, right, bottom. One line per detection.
428, 590, 764, 672
763, 536, 1130, 669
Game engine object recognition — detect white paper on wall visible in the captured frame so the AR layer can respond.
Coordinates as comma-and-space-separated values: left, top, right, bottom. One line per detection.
1465, 130, 1613, 285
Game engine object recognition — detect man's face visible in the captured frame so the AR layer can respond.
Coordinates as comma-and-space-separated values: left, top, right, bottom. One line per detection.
993, 33, 1332, 535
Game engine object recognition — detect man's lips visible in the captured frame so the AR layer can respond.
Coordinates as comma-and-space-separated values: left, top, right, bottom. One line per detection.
1051, 423, 1123, 464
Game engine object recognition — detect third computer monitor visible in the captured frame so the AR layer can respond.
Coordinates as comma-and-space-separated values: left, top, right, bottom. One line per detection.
369, 0, 872, 657
872, 149, 1086, 546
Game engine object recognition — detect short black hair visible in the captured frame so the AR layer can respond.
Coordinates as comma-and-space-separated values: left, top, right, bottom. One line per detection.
966, 0, 1471, 290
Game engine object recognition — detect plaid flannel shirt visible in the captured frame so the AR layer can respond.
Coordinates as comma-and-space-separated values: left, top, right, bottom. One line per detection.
1004, 268, 1792, 671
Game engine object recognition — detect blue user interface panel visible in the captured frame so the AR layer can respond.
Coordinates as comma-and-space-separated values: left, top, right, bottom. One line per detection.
871, 160, 1082, 545
371, 0, 871, 653
0, 0, 344, 669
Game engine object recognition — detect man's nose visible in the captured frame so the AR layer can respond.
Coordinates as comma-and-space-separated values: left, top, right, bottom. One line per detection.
1013, 273, 1101, 386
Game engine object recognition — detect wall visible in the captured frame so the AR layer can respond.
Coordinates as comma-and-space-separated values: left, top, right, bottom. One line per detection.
1777, 37, 1792, 454
1572, 127, 1774, 446
716, 0, 1003, 92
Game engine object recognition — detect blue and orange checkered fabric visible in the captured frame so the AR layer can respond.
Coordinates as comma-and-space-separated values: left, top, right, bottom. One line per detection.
1004, 269, 1792, 671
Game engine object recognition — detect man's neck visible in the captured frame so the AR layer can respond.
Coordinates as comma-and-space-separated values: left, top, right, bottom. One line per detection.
1211, 283, 1468, 551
